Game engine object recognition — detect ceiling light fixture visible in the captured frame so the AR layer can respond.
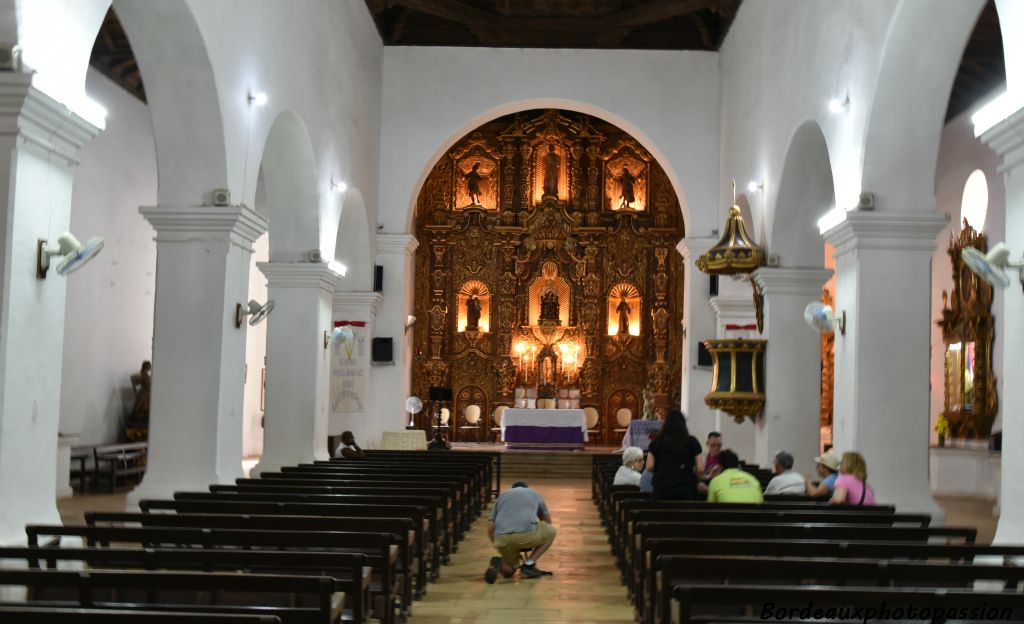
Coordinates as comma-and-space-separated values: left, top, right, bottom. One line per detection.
247, 91, 268, 107
331, 179, 348, 193
828, 96, 850, 113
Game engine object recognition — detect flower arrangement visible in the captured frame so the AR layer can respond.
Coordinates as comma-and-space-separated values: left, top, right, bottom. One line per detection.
935, 414, 951, 447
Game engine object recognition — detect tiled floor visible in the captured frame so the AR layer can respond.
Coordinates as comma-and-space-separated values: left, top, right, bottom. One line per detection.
56, 483, 1001, 624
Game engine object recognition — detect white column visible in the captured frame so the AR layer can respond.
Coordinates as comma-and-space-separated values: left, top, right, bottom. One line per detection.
981, 105, 1024, 543
753, 268, 832, 468
677, 238, 718, 441
0, 75, 100, 543
823, 211, 947, 518
707, 294, 757, 461
252, 263, 341, 475
127, 205, 267, 506
330, 291, 384, 439
368, 234, 418, 448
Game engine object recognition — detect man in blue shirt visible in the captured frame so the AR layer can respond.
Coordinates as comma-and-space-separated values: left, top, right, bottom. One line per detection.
485, 481, 556, 582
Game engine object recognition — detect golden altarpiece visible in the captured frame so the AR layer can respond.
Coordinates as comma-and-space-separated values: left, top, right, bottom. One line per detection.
936, 221, 998, 440
410, 109, 685, 444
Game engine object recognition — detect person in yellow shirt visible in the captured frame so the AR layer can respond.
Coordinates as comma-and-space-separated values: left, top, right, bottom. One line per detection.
706, 449, 764, 503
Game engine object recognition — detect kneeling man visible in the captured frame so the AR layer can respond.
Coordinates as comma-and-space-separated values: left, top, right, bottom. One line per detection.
485, 481, 556, 582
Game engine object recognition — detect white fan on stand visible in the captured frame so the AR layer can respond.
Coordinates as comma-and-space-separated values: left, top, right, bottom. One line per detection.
405, 396, 423, 428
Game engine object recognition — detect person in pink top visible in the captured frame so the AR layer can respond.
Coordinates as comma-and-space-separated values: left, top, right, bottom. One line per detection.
830, 451, 876, 506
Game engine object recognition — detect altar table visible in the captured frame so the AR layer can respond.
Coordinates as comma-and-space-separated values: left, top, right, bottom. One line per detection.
619, 419, 662, 452
501, 408, 587, 450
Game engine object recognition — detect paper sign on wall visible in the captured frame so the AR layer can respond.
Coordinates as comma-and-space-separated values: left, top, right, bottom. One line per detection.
331, 320, 368, 414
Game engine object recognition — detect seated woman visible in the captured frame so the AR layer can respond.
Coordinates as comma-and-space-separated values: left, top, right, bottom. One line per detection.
645, 409, 703, 501
613, 446, 644, 487
805, 452, 840, 499
829, 451, 875, 506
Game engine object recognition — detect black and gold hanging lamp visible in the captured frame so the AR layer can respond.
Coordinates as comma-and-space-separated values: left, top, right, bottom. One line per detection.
696, 181, 766, 275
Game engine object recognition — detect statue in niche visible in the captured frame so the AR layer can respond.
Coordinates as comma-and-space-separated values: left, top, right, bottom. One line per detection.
543, 144, 560, 196
616, 165, 637, 209
542, 357, 554, 386
540, 289, 560, 323
616, 295, 632, 335
465, 162, 484, 206
465, 295, 481, 331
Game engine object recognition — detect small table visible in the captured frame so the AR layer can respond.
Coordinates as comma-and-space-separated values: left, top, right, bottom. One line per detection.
380, 430, 428, 450
501, 408, 587, 450
620, 419, 662, 451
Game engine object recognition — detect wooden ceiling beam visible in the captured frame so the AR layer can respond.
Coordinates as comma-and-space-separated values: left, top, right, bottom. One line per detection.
609, 0, 723, 30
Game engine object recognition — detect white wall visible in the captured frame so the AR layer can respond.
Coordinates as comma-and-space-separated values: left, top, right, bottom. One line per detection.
59, 69, 157, 446
242, 233, 268, 458
378, 46, 721, 235
929, 105, 1006, 441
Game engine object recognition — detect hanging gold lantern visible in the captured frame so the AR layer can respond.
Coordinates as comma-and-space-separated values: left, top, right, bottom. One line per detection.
696, 182, 766, 275
704, 338, 766, 422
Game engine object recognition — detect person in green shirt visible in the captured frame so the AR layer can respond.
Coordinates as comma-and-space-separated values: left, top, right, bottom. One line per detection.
706, 449, 764, 503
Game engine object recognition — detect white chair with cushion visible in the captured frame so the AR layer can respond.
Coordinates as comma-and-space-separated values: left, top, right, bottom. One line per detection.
584, 406, 600, 442
490, 405, 507, 444
463, 404, 481, 442
612, 407, 633, 442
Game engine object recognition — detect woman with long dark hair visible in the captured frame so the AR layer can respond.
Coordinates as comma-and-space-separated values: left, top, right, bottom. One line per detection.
645, 409, 703, 500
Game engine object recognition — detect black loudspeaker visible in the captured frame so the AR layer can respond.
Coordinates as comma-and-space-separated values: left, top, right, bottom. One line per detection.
371, 337, 393, 363
709, 275, 719, 297
373, 265, 383, 293
428, 387, 453, 402
697, 341, 713, 367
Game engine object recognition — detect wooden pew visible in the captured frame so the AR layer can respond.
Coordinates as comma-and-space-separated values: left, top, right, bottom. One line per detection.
359, 450, 500, 500
644, 538, 1024, 624
0, 546, 369, 624
201, 486, 457, 563
0, 606, 283, 623
657, 555, 1024, 624
139, 498, 437, 591
670, 583, 1024, 624
171, 491, 449, 575
0, 568, 341, 624
26, 525, 399, 624
92, 442, 147, 492
313, 456, 492, 509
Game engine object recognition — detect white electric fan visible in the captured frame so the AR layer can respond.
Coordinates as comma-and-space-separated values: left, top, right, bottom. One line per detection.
804, 301, 836, 333
235, 299, 275, 328
405, 395, 424, 428
330, 325, 354, 345
962, 243, 1024, 290
37, 231, 105, 278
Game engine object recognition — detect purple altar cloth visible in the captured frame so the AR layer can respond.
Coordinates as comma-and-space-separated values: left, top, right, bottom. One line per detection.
503, 425, 584, 449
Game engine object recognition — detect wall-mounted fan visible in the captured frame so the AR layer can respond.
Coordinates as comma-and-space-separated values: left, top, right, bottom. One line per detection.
963, 243, 1023, 291
235, 299, 275, 328
331, 326, 354, 345
36, 232, 105, 279
804, 301, 845, 335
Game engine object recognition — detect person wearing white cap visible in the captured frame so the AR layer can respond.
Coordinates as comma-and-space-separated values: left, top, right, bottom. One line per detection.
805, 451, 840, 499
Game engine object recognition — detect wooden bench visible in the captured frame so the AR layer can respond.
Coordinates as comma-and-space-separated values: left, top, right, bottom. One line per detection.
309, 457, 492, 508
69, 445, 93, 493
656, 555, 1024, 624
644, 538, 1024, 624
0, 606, 283, 623
0, 568, 341, 624
670, 583, 1024, 624
140, 498, 437, 591
359, 450, 500, 499
0, 546, 369, 624
92, 442, 148, 492
26, 525, 398, 624
85, 511, 413, 615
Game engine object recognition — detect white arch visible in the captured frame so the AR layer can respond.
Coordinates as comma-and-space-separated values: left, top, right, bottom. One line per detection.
334, 187, 372, 291
258, 111, 320, 261
861, 0, 989, 212
771, 121, 835, 267
402, 99, 691, 235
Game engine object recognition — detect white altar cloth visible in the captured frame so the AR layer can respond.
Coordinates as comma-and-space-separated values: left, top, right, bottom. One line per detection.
501, 408, 588, 442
